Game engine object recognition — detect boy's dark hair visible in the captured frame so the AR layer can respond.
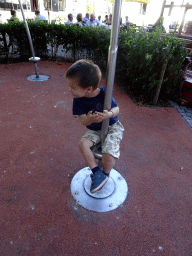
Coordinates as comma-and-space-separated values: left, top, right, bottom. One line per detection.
65, 59, 102, 90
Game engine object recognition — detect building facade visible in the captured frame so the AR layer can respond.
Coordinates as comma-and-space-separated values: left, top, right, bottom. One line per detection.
0, 0, 112, 23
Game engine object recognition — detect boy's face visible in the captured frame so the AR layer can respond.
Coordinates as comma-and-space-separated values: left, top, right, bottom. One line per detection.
67, 78, 91, 98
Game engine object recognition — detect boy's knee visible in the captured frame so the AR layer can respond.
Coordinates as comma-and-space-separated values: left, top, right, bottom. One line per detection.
102, 153, 115, 163
78, 138, 85, 151
78, 138, 93, 151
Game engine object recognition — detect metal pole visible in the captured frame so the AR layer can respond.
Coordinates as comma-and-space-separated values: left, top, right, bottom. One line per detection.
101, 0, 122, 146
178, 5, 188, 37
18, 0, 39, 78
160, 0, 166, 17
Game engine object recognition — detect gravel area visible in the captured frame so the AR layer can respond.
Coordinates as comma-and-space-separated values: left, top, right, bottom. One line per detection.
169, 100, 192, 129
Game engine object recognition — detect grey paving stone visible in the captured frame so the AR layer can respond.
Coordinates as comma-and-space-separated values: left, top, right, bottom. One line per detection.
169, 100, 192, 129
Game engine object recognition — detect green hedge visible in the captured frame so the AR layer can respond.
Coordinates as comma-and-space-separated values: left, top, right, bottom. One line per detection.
0, 21, 188, 103
117, 26, 188, 102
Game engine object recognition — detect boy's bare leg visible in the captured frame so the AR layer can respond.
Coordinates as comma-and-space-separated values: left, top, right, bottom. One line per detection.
79, 139, 111, 193
79, 139, 115, 174
78, 138, 98, 169
101, 153, 115, 174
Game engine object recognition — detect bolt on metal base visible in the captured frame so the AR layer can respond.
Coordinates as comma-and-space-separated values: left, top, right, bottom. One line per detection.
71, 167, 128, 212
27, 75, 49, 82
29, 57, 41, 62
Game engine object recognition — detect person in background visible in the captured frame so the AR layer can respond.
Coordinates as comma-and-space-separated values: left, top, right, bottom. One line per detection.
86, 14, 100, 26
8, 10, 19, 53
66, 13, 73, 25
10, 10, 19, 22
34, 9, 46, 23
120, 17, 122, 26
170, 21, 176, 29
103, 14, 108, 24
76, 13, 84, 27
124, 16, 129, 26
106, 14, 112, 25
98, 15, 101, 22
83, 13, 89, 24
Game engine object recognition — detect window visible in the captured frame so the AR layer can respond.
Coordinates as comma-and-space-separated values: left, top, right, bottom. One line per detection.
44, 0, 51, 10
59, 0, 66, 11
140, 3, 147, 15
0, 0, 29, 10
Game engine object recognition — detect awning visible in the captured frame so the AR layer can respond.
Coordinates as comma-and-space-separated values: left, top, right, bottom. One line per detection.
125, 0, 149, 3
108, 0, 149, 4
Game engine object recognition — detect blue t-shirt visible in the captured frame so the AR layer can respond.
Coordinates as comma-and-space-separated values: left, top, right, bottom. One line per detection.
73, 86, 119, 131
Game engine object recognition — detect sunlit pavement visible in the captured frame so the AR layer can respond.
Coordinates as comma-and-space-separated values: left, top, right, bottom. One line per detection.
0, 60, 192, 255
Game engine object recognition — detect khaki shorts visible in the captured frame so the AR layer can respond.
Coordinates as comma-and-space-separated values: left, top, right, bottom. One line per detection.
82, 121, 124, 159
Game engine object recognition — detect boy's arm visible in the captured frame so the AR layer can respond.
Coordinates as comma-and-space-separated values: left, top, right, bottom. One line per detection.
78, 107, 119, 126
108, 106, 119, 118
78, 110, 103, 126
95, 106, 119, 119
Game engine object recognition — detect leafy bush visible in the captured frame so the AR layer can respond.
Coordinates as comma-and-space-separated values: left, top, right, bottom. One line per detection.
28, 21, 49, 57
117, 26, 187, 102
5, 21, 31, 59
46, 23, 67, 58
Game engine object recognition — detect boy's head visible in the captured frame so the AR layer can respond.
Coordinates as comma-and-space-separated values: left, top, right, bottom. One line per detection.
65, 59, 102, 90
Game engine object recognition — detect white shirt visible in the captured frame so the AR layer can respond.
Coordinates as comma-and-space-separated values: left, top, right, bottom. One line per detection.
66, 20, 73, 25
86, 19, 100, 26
83, 17, 89, 23
124, 20, 129, 26
35, 14, 46, 23
76, 21, 83, 27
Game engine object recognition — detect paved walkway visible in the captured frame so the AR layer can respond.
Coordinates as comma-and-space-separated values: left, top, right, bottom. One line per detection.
169, 100, 192, 130
0, 61, 192, 256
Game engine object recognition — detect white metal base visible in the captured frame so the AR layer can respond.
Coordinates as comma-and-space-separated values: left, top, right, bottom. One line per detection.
71, 167, 128, 212
27, 75, 49, 81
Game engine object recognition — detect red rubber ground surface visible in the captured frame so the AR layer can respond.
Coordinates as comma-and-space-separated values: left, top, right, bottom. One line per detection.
0, 61, 192, 255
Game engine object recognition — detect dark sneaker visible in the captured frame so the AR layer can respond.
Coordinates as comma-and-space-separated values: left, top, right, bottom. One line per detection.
90, 170, 109, 194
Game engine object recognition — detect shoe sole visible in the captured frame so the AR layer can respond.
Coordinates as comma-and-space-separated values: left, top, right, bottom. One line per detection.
90, 176, 109, 194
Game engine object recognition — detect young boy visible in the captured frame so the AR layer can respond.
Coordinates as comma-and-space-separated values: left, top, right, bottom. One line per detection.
66, 59, 124, 193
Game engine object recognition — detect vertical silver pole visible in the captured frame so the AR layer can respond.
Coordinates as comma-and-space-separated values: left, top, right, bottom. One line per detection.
18, 0, 39, 78
101, 0, 122, 145
178, 5, 188, 37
